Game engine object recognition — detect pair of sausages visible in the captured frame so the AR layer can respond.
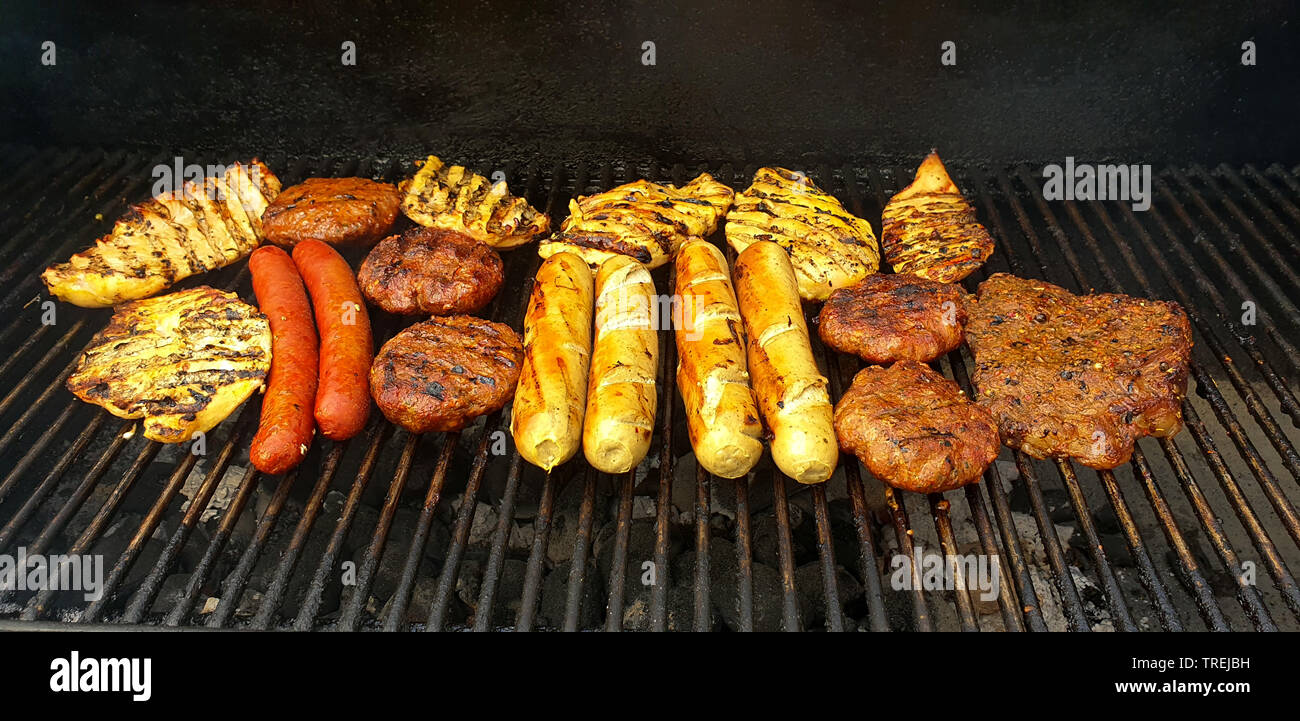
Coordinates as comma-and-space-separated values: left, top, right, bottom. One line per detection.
510, 252, 658, 474
513, 240, 835, 484
248, 239, 372, 474
676, 239, 836, 482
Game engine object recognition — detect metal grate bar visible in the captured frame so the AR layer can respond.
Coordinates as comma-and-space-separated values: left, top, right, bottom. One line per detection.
292, 424, 390, 630
16, 437, 161, 619
247, 444, 345, 629
336, 432, 420, 631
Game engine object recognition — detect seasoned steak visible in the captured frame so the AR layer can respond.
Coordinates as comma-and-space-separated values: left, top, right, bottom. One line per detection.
817, 273, 968, 363
370, 316, 524, 433
964, 273, 1192, 469
358, 227, 504, 315
262, 177, 401, 248
834, 362, 1000, 493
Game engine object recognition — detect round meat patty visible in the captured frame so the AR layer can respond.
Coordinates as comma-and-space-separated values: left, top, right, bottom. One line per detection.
817, 273, 968, 364
262, 177, 401, 248
834, 361, 1000, 494
358, 227, 504, 315
370, 316, 524, 433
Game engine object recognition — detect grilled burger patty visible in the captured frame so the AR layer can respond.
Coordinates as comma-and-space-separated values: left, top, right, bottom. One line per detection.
881, 152, 994, 284
66, 286, 271, 443
965, 273, 1192, 469
539, 174, 734, 269
817, 273, 968, 364
358, 227, 504, 315
43, 160, 281, 307
834, 361, 1000, 493
370, 316, 524, 433
726, 167, 880, 301
262, 177, 400, 248
400, 155, 549, 249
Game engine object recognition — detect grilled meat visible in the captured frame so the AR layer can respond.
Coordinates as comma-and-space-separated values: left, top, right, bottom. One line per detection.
262, 177, 400, 248
964, 273, 1192, 469
539, 174, 734, 270
834, 361, 1000, 493
66, 286, 271, 443
358, 227, 503, 315
881, 152, 994, 283
370, 316, 524, 433
43, 160, 281, 307
817, 273, 968, 363
726, 167, 880, 300
399, 155, 549, 249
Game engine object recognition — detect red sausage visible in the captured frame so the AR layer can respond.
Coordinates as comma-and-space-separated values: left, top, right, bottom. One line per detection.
292, 239, 373, 440
249, 246, 319, 474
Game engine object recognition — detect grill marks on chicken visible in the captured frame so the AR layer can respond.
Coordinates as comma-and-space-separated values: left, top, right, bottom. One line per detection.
539, 174, 734, 269
43, 160, 281, 307
965, 273, 1192, 469
726, 167, 880, 301
66, 286, 271, 443
399, 155, 549, 249
834, 362, 1000, 493
370, 316, 524, 433
881, 152, 993, 284
817, 273, 969, 364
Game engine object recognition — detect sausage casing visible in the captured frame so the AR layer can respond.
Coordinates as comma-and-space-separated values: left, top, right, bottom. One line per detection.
510, 252, 595, 470
674, 240, 763, 479
249, 246, 319, 474
733, 241, 838, 483
292, 239, 373, 441
583, 255, 659, 474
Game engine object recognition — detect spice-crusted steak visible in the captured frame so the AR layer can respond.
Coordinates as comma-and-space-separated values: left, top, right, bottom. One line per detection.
817, 273, 968, 363
964, 273, 1192, 469
834, 361, 1000, 493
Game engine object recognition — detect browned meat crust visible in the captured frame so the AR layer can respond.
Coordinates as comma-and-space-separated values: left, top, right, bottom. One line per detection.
262, 177, 400, 248
964, 273, 1192, 469
370, 316, 523, 433
834, 361, 999, 493
358, 227, 504, 316
817, 273, 969, 363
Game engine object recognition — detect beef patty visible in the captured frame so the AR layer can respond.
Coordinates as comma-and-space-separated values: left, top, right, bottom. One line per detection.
834, 362, 999, 493
817, 273, 968, 363
358, 227, 504, 315
370, 316, 524, 433
964, 273, 1192, 469
262, 177, 400, 248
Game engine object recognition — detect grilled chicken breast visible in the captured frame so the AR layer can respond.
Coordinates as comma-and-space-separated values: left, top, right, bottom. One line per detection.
726, 167, 880, 301
881, 152, 994, 283
67, 286, 271, 443
43, 160, 281, 308
539, 174, 734, 270
399, 155, 550, 249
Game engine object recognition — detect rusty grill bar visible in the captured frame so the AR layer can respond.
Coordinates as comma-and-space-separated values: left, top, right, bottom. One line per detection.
0, 147, 1298, 631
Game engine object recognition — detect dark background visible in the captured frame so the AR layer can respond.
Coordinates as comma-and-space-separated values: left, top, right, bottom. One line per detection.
1, 0, 1297, 167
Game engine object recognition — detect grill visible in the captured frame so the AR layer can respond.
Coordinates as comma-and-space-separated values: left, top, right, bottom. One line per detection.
1, 145, 1298, 632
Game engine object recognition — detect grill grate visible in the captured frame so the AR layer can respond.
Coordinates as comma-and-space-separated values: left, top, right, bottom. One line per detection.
0, 147, 1298, 631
